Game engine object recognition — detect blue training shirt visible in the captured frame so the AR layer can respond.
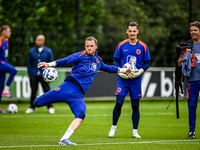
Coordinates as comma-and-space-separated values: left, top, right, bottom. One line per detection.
114, 39, 151, 83
56, 50, 119, 94
188, 42, 200, 81
0, 38, 9, 62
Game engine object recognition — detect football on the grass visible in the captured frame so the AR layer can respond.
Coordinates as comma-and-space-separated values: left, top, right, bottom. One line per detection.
42, 67, 58, 83
7, 103, 18, 113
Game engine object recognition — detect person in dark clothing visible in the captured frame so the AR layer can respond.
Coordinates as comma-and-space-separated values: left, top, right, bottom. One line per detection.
26, 35, 55, 114
177, 21, 200, 139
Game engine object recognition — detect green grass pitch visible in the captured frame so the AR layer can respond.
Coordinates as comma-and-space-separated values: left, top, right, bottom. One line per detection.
0, 99, 200, 150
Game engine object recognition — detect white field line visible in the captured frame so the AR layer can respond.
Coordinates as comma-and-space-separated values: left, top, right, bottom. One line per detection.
0, 139, 200, 148
16, 105, 173, 110
11, 103, 180, 111
0, 112, 174, 118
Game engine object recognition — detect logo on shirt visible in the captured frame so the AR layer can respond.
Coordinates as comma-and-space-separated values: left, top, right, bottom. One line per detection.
55, 87, 60, 91
96, 58, 100, 64
124, 49, 128, 51
127, 55, 137, 69
89, 62, 97, 71
136, 49, 141, 55
194, 53, 200, 63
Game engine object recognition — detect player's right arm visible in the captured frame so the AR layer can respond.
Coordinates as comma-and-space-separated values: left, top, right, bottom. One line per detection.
113, 57, 120, 67
37, 61, 56, 69
38, 51, 84, 69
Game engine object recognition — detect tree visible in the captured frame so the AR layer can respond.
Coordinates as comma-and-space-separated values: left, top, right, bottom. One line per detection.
1, 0, 200, 67
101, 0, 200, 66
0, 0, 105, 66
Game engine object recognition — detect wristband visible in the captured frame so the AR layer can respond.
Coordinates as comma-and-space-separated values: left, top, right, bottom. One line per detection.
48, 61, 56, 67
118, 68, 126, 73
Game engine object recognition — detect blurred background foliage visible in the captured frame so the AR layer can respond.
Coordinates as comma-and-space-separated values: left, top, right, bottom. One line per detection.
0, 0, 199, 67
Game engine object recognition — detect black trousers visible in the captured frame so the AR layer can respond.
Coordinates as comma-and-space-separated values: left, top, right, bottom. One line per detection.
29, 75, 53, 109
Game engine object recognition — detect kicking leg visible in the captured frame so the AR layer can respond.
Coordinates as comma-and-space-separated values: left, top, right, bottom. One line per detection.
39, 76, 54, 113
33, 87, 66, 107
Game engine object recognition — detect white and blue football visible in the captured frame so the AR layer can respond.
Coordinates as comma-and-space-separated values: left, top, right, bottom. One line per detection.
7, 103, 18, 113
42, 67, 58, 83
122, 63, 136, 72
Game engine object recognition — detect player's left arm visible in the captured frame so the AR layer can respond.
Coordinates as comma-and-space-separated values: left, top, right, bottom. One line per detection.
141, 44, 151, 72
100, 59, 131, 74
142, 60, 150, 71
100, 60, 118, 73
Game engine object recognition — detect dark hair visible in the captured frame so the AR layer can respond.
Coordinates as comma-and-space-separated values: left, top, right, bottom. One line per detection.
190, 21, 200, 30
127, 22, 138, 29
0, 25, 10, 33
85, 36, 98, 45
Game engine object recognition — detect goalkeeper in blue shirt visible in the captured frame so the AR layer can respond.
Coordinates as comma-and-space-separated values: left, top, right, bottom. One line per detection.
34, 36, 133, 145
108, 22, 151, 138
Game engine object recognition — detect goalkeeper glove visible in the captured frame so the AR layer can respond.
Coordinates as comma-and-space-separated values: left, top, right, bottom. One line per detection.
118, 69, 140, 79
118, 72, 129, 79
128, 69, 144, 79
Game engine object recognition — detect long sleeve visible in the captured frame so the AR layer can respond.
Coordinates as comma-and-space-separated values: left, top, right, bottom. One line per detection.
27, 51, 32, 75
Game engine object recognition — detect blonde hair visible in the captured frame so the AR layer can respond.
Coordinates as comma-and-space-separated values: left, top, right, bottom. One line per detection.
85, 36, 98, 45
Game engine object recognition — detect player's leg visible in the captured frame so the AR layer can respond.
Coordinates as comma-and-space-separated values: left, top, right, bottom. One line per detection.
130, 83, 142, 138
1, 62, 17, 98
34, 85, 80, 146
187, 81, 199, 139
33, 86, 66, 107
131, 99, 141, 138
108, 82, 128, 138
0, 72, 7, 113
34, 80, 83, 108
59, 118, 82, 146
113, 95, 125, 125
59, 100, 85, 145
26, 75, 39, 113
58, 80, 85, 145
39, 76, 54, 114
108, 95, 125, 137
